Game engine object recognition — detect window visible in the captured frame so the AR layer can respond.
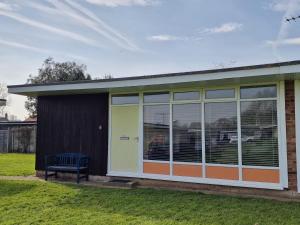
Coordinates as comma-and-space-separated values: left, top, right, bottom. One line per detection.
205, 89, 235, 99
241, 100, 278, 167
173, 104, 202, 162
144, 93, 169, 103
173, 91, 200, 101
240, 85, 277, 99
205, 102, 238, 165
112, 94, 139, 105
143, 105, 170, 161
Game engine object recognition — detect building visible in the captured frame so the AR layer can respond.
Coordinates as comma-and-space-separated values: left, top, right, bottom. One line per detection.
8, 60, 300, 198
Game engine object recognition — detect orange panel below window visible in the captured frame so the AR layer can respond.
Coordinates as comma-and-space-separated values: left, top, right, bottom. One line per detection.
206, 166, 239, 180
173, 164, 202, 177
143, 162, 170, 175
242, 168, 280, 183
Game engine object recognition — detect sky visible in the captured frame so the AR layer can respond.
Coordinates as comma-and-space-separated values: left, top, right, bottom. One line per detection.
0, 0, 300, 120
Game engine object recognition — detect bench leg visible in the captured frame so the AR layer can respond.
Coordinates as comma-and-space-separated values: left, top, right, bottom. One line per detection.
86, 170, 89, 181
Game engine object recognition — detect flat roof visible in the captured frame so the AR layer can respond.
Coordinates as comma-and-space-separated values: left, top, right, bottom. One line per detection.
8, 60, 300, 96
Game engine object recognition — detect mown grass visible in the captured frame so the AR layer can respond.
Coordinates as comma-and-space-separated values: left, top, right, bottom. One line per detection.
0, 180, 300, 225
0, 153, 35, 176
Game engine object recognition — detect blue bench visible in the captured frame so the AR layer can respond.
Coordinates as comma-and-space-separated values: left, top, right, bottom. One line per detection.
45, 153, 89, 183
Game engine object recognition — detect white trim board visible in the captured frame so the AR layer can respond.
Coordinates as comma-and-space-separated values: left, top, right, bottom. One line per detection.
107, 171, 284, 190
8, 63, 300, 96
295, 80, 300, 192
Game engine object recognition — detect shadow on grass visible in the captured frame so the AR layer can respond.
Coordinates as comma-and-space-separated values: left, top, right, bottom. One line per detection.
0, 180, 37, 197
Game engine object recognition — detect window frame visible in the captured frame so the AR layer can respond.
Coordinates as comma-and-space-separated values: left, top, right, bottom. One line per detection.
239, 85, 279, 168
111, 93, 140, 105
173, 91, 201, 101
204, 88, 236, 101
172, 102, 203, 164
108, 82, 285, 189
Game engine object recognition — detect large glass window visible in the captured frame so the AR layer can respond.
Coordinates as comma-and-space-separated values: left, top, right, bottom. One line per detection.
144, 93, 169, 103
143, 105, 170, 161
240, 85, 277, 99
173, 104, 202, 162
205, 102, 238, 164
141, 85, 279, 169
112, 94, 139, 105
173, 91, 200, 101
205, 89, 235, 99
241, 100, 278, 167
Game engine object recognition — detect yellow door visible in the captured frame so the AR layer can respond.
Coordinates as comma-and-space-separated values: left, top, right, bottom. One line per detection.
111, 105, 139, 173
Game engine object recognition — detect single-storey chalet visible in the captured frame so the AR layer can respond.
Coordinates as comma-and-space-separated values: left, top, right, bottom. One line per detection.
8, 60, 300, 197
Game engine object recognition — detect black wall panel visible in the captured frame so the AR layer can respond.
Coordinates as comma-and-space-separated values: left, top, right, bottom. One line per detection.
36, 93, 108, 175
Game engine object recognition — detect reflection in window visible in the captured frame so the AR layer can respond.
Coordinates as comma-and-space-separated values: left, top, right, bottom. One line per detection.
144, 93, 169, 103
205, 102, 238, 164
240, 85, 277, 99
143, 105, 170, 161
205, 89, 235, 99
173, 91, 200, 101
173, 104, 202, 162
241, 100, 278, 167
112, 94, 139, 105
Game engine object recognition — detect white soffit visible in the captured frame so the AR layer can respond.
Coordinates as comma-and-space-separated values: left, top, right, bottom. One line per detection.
7, 62, 300, 96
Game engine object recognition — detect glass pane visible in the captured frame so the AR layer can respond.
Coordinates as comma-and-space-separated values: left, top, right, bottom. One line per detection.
173, 91, 200, 101
205, 89, 235, 99
241, 100, 279, 167
240, 85, 277, 99
143, 105, 170, 161
205, 102, 238, 164
112, 95, 139, 105
173, 104, 202, 162
144, 93, 169, 103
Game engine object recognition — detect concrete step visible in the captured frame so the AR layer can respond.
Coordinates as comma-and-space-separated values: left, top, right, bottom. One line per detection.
78, 178, 138, 189
101, 179, 138, 189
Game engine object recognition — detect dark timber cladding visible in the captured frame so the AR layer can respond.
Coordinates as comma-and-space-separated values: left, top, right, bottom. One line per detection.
36, 93, 108, 175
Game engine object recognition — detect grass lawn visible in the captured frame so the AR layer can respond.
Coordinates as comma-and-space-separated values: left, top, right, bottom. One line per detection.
0, 180, 300, 225
0, 153, 35, 176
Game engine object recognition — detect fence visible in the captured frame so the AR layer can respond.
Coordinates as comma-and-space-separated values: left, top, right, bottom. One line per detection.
0, 122, 36, 153
0, 130, 8, 152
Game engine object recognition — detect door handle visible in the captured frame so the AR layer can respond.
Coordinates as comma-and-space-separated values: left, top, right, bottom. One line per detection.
134, 137, 139, 142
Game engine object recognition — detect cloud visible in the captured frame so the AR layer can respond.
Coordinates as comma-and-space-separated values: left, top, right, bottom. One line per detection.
200, 22, 243, 34
0, 2, 16, 11
0, 9, 101, 48
147, 23, 243, 43
267, 0, 300, 59
64, 0, 139, 51
269, 0, 300, 12
147, 34, 202, 42
147, 35, 183, 41
85, 0, 159, 7
26, 0, 139, 51
0, 38, 89, 62
267, 37, 300, 45
0, 39, 51, 53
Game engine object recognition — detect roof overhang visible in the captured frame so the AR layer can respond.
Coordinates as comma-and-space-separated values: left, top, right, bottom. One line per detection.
8, 60, 300, 97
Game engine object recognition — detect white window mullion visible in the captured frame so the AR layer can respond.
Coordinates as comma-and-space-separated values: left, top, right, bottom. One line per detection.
170, 92, 173, 176
201, 92, 206, 178
236, 87, 243, 181
138, 92, 144, 175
